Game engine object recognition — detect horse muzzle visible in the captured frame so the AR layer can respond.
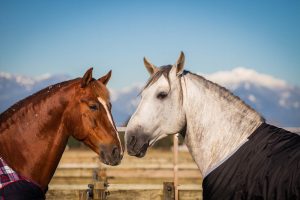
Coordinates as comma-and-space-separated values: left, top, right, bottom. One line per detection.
126, 134, 149, 158
99, 145, 123, 166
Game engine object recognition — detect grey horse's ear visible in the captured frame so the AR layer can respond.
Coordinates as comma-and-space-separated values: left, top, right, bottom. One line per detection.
144, 57, 158, 76
175, 51, 185, 75
81, 67, 93, 88
98, 70, 112, 85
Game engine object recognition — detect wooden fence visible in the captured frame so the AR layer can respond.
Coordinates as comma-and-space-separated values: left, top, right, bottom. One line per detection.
46, 127, 300, 200
47, 183, 202, 200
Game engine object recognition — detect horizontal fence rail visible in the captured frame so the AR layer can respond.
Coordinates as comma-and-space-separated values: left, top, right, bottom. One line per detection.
47, 126, 300, 199
116, 127, 126, 132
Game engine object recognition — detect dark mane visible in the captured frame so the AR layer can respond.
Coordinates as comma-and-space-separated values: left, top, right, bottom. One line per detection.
0, 78, 80, 125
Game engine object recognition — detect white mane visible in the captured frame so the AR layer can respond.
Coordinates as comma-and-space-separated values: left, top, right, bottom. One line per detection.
181, 72, 264, 176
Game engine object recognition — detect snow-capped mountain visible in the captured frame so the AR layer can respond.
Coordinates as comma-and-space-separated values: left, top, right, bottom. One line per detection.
0, 72, 70, 113
0, 68, 299, 127
202, 68, 300, 127
110, 84, 143, 126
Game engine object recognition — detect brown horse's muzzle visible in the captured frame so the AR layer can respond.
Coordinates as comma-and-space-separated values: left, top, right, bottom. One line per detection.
99, 144, 123, 166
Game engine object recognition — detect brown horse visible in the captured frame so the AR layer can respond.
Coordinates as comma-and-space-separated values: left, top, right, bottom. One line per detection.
0, 68, 123, 198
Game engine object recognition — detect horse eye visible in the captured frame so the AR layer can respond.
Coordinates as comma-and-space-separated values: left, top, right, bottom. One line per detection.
89, 104, 98, 111
157, 92, 168, 100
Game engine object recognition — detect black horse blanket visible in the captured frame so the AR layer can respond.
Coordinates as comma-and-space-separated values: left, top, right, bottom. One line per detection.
0, 180, 45, 200
203, 123, 300, 200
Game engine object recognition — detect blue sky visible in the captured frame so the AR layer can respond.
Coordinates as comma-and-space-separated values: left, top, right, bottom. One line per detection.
0, 0, 299, 89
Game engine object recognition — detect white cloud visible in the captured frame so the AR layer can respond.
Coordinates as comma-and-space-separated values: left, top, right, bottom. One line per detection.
0, 71, 54, 90
201, 67, 289, 90
109, 83, 143, 101
248, 94, 256, 103
35, 73, 52, 82
109, 88, 119, 101
279, 99, 287, 107
118, 83, 143, 93
278, 91, 293, 108
0, 72, 13, 79
15, 75, 35, 88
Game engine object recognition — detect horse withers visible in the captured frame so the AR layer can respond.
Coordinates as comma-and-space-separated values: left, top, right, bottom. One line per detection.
0, 68, 123, 199
125, 52, 300, 199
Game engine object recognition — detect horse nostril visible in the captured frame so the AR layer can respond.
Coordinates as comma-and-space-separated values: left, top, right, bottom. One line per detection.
100, 151, 105, 161
129, 135, 137, 146
112, 147, 119, 159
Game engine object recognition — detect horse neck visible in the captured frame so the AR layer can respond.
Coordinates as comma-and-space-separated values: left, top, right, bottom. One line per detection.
181, 74, 263, 176
0, 81, 77, 189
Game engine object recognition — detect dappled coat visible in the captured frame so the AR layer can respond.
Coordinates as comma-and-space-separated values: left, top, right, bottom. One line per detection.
203, 123, 300, 200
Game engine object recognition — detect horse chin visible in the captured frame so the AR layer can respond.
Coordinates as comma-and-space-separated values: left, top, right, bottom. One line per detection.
99, 156, 122, 166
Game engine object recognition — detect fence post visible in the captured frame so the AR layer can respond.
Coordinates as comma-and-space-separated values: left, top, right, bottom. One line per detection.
93, 181, 109, 200
173, 134, 179, 200
163, 182, 175, 200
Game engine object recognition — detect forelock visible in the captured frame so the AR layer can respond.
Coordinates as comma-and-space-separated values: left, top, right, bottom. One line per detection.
143, 65, 172, 91
91, 80, 110, 101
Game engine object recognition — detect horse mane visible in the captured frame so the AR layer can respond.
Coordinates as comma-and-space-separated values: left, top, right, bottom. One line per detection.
187, 72, 265, 121
143, 65, 173, 91
0, 78, 80, 125
142, 65, 264, 122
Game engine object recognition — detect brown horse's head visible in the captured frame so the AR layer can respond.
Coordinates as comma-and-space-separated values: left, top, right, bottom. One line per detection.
65, 68, 123, 166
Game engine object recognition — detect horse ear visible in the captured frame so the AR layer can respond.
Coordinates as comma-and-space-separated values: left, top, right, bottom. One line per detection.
144, 57, 158, 76
175, 51, 185, 75
81, 67, 93, 88
98, 70, 112, 85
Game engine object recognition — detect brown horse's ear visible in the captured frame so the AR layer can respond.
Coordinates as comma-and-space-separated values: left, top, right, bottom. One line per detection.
144, 57, 158, 76
175, 51, 185, 75
81, 67, 94, 88
98, 70, 112, 85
